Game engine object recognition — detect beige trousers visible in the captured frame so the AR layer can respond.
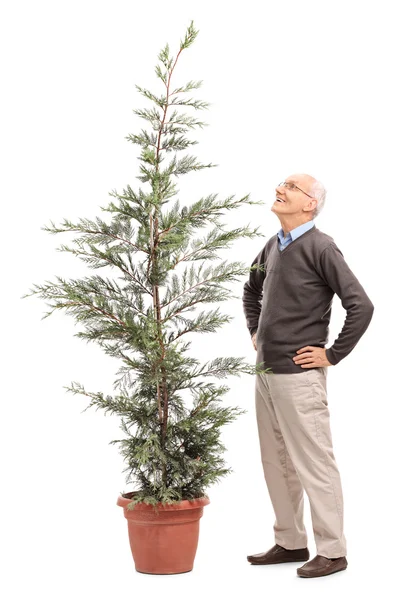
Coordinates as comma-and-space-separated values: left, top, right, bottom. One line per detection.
255, 367, 347, 559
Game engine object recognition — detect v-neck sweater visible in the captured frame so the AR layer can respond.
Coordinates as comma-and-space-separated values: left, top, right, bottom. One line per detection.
242, 225, 374, 373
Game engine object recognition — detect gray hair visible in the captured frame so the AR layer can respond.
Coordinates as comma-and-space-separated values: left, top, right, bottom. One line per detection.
309, 179, 327, 219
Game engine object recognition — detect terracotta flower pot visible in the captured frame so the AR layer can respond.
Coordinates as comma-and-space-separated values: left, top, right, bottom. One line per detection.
117, 491, 210, 574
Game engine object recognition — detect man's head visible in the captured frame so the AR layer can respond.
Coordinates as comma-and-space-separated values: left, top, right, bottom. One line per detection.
272, 173, 326, 221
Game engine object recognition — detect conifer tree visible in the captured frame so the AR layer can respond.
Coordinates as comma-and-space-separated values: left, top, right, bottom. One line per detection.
22, 20, 271, 508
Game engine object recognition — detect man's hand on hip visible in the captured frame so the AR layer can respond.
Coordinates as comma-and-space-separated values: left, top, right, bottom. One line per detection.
251, 332, 257, 351
292, 346, 333, 368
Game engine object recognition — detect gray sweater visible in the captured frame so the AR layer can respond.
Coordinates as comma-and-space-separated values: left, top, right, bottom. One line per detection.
242, 224, 374, 373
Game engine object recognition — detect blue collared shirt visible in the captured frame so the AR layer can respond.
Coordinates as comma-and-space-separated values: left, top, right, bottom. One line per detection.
277, 220, 315, 251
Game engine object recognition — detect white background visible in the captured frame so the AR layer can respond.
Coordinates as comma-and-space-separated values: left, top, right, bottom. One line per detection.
2, 0, 398, 598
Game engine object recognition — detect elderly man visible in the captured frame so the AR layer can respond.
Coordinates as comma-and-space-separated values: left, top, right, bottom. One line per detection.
242, 174, 374, 578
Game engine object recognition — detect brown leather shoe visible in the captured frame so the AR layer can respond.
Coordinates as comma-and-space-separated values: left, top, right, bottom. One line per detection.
297, 554, 348, 577
247, 544, 310, 565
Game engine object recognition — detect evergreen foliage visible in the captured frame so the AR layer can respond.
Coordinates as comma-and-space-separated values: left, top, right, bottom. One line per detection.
22, 21, 271, 509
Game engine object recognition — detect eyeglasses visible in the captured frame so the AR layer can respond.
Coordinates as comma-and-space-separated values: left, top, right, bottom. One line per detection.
278, 181, 314, 199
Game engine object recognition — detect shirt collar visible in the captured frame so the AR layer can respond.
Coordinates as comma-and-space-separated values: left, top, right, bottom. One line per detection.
277, 220, 315, 245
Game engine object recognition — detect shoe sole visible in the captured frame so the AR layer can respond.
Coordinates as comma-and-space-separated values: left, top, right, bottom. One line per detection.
297, 565, 347, 578
248, 556, 310, 565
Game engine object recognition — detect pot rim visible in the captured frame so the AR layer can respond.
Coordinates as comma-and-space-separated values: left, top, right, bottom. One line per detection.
116, 492, 210, 511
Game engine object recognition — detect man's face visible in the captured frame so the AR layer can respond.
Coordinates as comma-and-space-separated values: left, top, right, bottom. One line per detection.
273, 173, 317, 217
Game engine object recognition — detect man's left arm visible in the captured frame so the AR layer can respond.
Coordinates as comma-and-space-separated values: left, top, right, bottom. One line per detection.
318, 242, 374, 366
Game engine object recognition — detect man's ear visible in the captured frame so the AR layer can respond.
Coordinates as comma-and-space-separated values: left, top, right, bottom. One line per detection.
309, 198, 318, 211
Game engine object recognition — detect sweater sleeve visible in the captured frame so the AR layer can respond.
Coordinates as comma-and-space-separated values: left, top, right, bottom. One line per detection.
319, 243, 374, 366
242, 246, 267, 337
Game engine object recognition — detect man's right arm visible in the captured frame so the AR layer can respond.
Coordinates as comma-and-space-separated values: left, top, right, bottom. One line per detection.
242, 246, 267, 338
